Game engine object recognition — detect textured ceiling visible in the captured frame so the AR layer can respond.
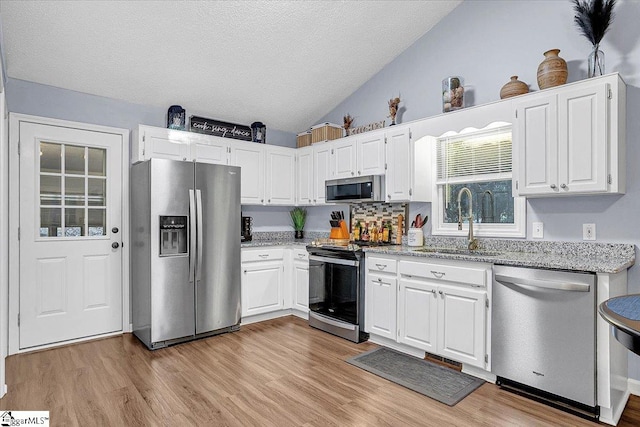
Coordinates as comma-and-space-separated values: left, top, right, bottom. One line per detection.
0, 0, 461, 133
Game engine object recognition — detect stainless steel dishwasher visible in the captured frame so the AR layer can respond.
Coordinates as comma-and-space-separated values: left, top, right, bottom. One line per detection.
492, 265, 597, 419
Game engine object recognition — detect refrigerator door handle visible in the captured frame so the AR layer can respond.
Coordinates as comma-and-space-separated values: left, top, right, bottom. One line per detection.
189, 189, 196, 283
196, 189, 204, 281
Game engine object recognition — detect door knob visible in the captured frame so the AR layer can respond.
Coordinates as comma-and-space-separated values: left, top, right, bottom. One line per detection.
112, 242, 120, 249
112, 227, 119, 234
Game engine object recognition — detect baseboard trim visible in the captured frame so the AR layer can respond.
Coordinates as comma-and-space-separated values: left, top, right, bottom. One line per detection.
628, 378, 640, 396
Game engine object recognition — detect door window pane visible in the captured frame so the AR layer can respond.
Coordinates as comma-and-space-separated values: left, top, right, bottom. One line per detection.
40, 175, 61, 205
65, 177, 85, 206
65, 145, 85, 175
39, 142, 108, 239
88, 147, 106, 176
65, 208, 85, 237
40, 208, 61, 237
88, 209, 106, 236
88, 178, 106, 206
40, 142, 61, 174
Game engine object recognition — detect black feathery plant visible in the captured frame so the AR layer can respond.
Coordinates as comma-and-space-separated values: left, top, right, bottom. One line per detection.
573, 0, 616, 47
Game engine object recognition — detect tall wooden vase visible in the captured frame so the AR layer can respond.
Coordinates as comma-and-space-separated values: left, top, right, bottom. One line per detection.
537, 49, 568, 90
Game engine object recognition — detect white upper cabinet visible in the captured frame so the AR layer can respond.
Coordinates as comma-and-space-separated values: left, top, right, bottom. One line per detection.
385, 126, 432, 203
331, 131, 386, 180
357, 132, 386, 176
133, 125, 191, 163
133, 125, 230, 165
190, 133, 229, 165
265, 145, 295, 205
229, 141, 265, 205
296, 146, 314, 206
332, 138, 357, 179
514, 73, 625, 197
313, 143, 332, 204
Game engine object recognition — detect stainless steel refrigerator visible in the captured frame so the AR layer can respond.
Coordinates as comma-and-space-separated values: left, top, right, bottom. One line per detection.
131, 159, 241, 349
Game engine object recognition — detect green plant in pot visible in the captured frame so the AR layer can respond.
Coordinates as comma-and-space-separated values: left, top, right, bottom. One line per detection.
290, 207, 307, 239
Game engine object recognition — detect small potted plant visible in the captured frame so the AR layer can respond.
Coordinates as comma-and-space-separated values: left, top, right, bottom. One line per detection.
290, 207, 307, 239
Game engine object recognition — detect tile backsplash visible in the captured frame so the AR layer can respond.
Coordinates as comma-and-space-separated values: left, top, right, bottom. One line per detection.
350, 202, 408, 240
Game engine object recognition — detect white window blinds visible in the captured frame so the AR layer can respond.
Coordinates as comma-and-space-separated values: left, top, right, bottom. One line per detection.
436, 125, 512, 184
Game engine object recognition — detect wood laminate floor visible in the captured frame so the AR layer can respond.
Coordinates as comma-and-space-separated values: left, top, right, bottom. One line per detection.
2, 315, 640, 426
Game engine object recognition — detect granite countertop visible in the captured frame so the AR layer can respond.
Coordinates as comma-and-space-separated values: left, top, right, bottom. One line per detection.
241, 238, 313, 248
240, 233, 635, 274
362, 238, 635, 274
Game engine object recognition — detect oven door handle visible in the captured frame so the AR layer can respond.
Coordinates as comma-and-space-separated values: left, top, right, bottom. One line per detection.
309, 311, 357, 331
309, 255, 359, 267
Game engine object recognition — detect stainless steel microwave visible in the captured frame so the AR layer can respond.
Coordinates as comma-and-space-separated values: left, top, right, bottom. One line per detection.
325, 175, 385, 203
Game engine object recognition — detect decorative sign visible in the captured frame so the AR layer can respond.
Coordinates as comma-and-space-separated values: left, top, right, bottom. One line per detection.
348, 120, 385, 136
189, 116, 252, 141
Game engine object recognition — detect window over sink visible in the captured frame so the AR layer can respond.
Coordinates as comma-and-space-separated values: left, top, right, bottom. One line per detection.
432, 123, 526, 238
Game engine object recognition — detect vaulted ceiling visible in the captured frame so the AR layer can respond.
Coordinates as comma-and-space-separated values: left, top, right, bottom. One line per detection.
0, 1, 461, 133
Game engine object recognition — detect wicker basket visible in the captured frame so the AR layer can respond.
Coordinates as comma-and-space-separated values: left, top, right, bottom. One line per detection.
296, 131, 312, 148
311, 122, 343, 144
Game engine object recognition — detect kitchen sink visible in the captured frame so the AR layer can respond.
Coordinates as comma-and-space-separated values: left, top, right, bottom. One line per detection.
413, 247, 503, 257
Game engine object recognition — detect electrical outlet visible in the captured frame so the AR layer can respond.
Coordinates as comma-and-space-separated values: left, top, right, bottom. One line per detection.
583, 223, 596, 241
532, 222, 544, 239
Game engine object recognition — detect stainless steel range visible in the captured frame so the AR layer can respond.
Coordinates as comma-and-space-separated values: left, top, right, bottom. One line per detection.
307, 241, 369, 343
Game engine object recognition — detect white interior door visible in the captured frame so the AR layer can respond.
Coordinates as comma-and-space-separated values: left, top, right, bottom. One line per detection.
18, 121, 123, 349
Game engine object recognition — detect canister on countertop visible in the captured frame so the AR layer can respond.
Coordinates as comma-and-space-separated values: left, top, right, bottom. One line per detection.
407, 228, 424, 247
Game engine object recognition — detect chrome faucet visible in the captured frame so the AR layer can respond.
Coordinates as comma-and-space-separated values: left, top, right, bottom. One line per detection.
457, 187, 478, 250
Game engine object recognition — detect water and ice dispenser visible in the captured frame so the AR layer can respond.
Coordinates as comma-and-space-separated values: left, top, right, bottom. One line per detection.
159, 216, 187, 256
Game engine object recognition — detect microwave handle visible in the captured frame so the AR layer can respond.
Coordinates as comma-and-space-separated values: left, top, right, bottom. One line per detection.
309, 255, 359, 267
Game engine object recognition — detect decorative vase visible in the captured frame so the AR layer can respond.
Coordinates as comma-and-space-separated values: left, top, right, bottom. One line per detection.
588, 45, 605, 78
442, 76, 464, 112
536, 49, 568, 90
499, 76, 530, 99
295, 230, 304, 239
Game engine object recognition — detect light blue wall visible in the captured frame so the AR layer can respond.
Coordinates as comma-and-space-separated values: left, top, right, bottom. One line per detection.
319, 0, 640, 377
5, 78, 297, 147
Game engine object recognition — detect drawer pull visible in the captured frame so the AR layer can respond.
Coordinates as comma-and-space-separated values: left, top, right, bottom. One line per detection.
377, 277, 382, 282
431, 270, 446, 279
298, 254, 306, 258
376, 264, 387, 270
258, 254, 269, 259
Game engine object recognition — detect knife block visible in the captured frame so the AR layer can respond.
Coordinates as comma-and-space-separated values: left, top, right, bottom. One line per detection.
330, 220, 350, 239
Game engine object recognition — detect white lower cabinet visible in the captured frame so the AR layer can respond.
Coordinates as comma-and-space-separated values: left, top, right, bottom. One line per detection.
436, 284, 486, 367
241, 246, 309, 320
241, 248, 285, 317
367, 273, 398, 340
291, 248, 309, 313
397, 278, 438, 352
367, 254, 490, 370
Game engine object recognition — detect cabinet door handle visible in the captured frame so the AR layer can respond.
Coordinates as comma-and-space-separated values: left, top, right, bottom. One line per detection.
431, 270, 445, 279
358, 171, 361, 175
377, 277, 382, 282
560, 183, 567, 189
550, 184, 557, 189
438, 290, 444, 296
243, 270, 247, 274
431, 289, 436, 295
